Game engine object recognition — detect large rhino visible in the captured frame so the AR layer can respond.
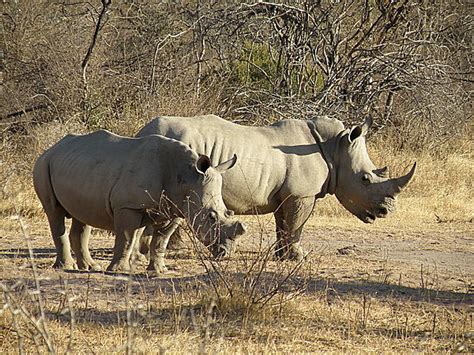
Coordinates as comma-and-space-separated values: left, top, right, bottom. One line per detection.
33, 130, 245, 272
136, 114, 416, 261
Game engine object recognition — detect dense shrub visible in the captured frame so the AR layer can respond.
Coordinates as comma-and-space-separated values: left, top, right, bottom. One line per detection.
1, 0, 472, 150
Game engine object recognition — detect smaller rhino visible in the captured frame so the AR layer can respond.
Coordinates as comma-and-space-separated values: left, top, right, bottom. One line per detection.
33, 130, 245, 272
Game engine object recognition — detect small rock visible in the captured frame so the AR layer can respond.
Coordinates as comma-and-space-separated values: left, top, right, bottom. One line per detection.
337, 245, 358, 255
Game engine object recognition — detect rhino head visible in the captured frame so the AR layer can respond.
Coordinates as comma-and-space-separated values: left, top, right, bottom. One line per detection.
184, 154, 246, 258
332, 116, 416, 223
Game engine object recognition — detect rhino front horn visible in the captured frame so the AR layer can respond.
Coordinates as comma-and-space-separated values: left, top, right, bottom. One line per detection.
392, 162, 417, 194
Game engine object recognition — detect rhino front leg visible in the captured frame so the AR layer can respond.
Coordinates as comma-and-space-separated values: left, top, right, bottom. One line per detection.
274, 196, 315, 261
47, 209, 77, 270
69, 219, 101, 271
108, 209, 146, 273
166, 219, 186, 250
147, 218, 181, 273
135, 219, 185, 262
275, 224, 305, 262
131, 225, 153, 264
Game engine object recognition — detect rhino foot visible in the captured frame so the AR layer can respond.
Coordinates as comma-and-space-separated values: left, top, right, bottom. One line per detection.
146, 261, 168, 274
77, 259, 102, 271
53, 258, 78, 270
275, 244, 304, 262
106, 260, 131, 273
132, 251, 149, 263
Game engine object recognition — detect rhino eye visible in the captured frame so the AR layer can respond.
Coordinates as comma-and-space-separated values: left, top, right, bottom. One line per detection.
209, 210, 218, 222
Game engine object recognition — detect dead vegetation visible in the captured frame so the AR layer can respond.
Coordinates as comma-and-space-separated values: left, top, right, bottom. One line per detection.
0, 212, 472, 353
1, 0, 473, 353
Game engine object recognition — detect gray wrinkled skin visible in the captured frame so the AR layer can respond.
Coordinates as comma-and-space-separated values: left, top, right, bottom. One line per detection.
136, 114, 416, 261
33, 130, 245, 273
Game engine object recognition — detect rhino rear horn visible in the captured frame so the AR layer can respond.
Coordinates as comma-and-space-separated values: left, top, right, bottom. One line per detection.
392, 163, 416, 194
374, 166, 389, 178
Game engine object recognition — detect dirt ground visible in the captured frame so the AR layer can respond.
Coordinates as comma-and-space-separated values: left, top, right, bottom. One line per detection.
1, 214, 473, 353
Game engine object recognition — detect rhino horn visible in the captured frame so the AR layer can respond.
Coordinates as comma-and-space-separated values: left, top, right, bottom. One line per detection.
392, 163, 416, 195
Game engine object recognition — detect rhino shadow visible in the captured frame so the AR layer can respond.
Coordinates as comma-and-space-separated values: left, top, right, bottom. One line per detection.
3, 270, 471, 309
0, 247, 115, 261
0, 247, 57, 259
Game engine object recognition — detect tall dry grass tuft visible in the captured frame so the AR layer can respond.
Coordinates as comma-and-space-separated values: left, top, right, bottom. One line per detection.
0, 208, 57, 353
176, 215, 313, 328
1, 120, 88, 217
369, 130, 473, 223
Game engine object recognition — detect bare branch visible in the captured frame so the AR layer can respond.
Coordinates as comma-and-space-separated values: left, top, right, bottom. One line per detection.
81, 0, 111, 85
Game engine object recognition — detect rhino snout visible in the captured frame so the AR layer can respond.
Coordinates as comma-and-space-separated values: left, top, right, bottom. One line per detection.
213, 244, 230, 259
363, 197, 396, 223
235, 221, 246, 237
210, 239, 235, 259
378, 197, 396, 217
206, 220, 245, 259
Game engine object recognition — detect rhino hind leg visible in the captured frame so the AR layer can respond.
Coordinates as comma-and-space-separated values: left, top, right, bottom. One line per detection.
274, 196, 314, 262
139, 227, 152, 256
134, 218, 185, 264
130, 226, 152, 264
47, 209, 77, 270
69, 219, 101, 271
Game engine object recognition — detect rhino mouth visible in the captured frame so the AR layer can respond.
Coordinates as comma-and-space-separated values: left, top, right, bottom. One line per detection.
213, 244, 231, 259
363, 212, 376, 224
205, 224, 231, 259
362, 206, 390, 223
208, 239, 234, 259
209, 229, 239, 259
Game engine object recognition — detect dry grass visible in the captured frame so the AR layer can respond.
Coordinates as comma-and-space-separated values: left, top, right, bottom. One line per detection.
1, 238, 472, 353
1, 212, 473, 353
1, 120, 473, 353
2, 286, 471, 353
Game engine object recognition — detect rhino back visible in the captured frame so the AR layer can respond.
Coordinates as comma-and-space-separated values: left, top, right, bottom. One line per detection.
138, 115, 329, 214
38, 131, 191, 230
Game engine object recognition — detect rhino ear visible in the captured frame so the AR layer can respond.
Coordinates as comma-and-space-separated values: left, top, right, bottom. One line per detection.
361, 115, 373, 136
349, 115, 372, 143
196, 155, 212, 175
215, 154, 237, 173
348, 126, 362, 143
